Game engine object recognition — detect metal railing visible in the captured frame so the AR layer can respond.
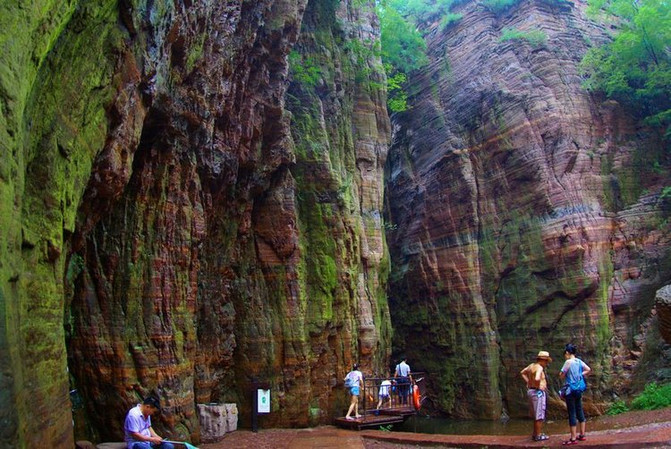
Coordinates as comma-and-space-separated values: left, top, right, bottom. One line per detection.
358, 372, 427, 416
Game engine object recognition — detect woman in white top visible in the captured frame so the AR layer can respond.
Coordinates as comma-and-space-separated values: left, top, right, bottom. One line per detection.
344, 364, 363, 419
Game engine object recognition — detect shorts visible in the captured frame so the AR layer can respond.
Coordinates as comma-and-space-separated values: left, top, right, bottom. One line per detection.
527, 389, 546, 421
350, 386, 360, 396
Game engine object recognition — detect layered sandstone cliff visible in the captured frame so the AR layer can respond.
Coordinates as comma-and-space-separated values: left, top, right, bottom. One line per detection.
3, 0, 670, 445
385, 0, 671, 419
0, 0, 390, 447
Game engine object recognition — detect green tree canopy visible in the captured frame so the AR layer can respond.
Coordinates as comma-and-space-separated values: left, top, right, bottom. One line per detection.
378, 3, 428, 76
580, 0, 671, 139
377, 0, 467, 112
377, 1, 428, 112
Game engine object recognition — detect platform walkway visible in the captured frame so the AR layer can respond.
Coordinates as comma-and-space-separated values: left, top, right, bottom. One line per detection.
334, 373, 425, 430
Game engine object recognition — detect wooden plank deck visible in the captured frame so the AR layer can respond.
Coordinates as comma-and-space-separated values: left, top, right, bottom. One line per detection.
334, 406, 417, 430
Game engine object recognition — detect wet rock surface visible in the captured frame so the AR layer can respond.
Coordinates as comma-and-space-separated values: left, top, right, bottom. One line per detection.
385, 0, 671, 419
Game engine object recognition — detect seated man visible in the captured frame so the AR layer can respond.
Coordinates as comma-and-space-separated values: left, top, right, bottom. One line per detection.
124, 396, 174, 449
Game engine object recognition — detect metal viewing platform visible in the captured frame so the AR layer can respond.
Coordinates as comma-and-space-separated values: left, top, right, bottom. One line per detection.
334, 372, 426, 431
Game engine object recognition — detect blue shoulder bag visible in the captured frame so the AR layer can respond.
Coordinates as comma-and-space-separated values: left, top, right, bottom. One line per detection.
568, 360, 586, 393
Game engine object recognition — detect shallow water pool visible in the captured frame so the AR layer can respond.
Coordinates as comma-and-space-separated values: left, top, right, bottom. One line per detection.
398, 415, 583, 436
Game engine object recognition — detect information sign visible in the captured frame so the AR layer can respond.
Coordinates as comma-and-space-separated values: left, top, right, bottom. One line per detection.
257, 389, 270, 414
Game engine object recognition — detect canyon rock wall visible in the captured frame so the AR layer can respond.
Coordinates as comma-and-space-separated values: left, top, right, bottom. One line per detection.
0, 0, 390, 447
385, 0, 671, 419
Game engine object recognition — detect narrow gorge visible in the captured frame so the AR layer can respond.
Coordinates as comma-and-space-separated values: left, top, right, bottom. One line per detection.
0, 0, 668, 447
385, 0, 670, 420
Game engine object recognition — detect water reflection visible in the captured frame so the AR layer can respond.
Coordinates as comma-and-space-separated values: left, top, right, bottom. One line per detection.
399, 415, 568, 436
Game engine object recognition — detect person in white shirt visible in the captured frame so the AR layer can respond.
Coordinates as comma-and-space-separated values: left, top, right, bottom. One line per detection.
344, 364, 363, 420
123, 396, 174, 449
394, 357, 413, 405
376, 375, 392, 409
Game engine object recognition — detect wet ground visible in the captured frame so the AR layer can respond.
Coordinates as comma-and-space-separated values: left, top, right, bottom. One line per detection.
200, 408, 671, 449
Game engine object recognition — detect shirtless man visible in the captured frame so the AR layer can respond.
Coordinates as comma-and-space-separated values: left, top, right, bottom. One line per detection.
520, 351, 552, 442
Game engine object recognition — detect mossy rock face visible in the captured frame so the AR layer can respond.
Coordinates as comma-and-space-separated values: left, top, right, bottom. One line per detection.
278, 0, 392, 424
3, 0, 393, 446
1, 1, 122, 447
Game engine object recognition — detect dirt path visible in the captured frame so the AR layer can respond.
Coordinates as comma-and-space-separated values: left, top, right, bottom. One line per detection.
201, 408, 671, 449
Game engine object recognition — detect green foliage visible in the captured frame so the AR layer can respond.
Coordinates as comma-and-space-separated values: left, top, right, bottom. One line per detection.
388, 89, 408, 112
377, 0, 468, 113
386, 69, 408, 112
383, 221, 398, 231
660, 186, 671, 202
385, 0, 457, 23
378, 0, 438, 112
378, 5, 428, 75
483, 0, 523, 14
499, 27, 548, 48
580, 0, 671, 139
344, 38, 382, 84
606, 400, 630, 415
606, 383, 671, 415
631, 382, 671, 410
288, 50, 321, 88
440, 13, 463, 31
345, 38, 381, 65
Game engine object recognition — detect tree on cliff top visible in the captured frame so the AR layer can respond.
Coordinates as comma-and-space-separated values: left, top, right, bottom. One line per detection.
377, 0, 469, 113
580, 0, 670, 140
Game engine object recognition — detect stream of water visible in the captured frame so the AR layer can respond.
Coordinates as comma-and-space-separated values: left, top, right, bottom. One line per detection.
398, 416, 588, 436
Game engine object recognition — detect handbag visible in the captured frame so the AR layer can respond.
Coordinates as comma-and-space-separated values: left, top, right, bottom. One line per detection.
569, 376, 586, 393
568, 360, 587, 393
559, 384, 571, 399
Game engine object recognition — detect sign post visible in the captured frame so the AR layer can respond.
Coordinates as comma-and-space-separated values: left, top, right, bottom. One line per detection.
257, 388, 270, 414
251, 379, 270, 432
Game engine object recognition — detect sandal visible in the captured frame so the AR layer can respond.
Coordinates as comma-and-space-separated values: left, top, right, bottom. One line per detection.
577, 434, 586, 441
562, 439, 577, 445
532, 434, 549, 441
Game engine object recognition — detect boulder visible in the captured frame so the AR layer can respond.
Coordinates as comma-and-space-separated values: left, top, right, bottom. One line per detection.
224, 403, 238, 432
197, 403, 226, 442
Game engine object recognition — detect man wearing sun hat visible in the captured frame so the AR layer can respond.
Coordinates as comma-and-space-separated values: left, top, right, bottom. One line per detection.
521, 350, 552, 442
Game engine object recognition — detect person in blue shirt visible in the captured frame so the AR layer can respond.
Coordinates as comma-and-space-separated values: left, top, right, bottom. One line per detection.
559, 343, 592, 445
